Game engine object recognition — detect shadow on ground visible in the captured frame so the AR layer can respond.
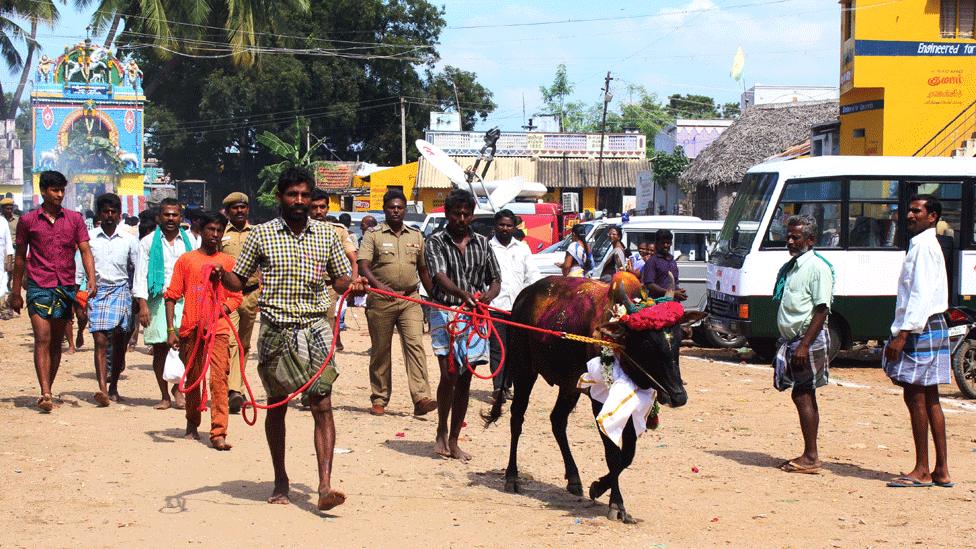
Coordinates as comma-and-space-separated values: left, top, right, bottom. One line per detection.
162, 480, 325, 516
707, 449, 891, 481
466, 470, 608, 519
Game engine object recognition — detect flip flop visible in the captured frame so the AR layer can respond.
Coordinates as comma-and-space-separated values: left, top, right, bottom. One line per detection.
779, 460, 821, 474
886, 476, 934, 488
933, 481, 955, 488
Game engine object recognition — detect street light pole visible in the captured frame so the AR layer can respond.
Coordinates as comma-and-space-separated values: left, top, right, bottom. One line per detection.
597, 71, 613, 212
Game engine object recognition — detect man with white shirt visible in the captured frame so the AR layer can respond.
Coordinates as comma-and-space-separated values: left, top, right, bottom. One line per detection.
133, 198, 196, 410
883, 195, 952, 488
84, 194, 139, 404
0, 209, 13, 331
488, 209, 541, 405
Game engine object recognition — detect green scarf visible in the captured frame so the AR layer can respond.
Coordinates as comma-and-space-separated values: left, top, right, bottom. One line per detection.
148, 226, 192, 298
772, 250, 834, 302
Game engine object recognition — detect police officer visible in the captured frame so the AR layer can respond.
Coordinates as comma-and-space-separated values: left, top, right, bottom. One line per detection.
358, 189, 436, 416
220, 191, 259, 413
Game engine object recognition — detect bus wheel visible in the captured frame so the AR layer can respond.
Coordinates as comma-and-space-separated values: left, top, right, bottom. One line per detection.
699, 325, 747, 349
827, 322, 843, 362
952, 340, 976, 400
748, 338, 778, 362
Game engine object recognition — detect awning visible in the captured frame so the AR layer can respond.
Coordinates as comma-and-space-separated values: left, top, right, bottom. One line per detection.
535, 158, 649, 188
417, 156, 648, 190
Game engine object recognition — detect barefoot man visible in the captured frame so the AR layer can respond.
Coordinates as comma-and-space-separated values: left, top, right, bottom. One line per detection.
133, 198, 196, 410
220, 167, 365, 509
165, 211, 241, 451
424, 189, 500, 461
9, 171, 97, 412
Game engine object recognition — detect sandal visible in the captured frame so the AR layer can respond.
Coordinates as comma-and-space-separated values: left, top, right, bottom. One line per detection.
779, 460, 821, 474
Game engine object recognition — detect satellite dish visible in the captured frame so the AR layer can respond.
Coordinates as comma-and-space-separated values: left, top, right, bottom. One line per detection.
415, 139, 467, 185
484, 176, 525, 209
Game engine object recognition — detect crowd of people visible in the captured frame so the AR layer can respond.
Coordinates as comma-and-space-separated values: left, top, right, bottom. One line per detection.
2, 168, 956, 514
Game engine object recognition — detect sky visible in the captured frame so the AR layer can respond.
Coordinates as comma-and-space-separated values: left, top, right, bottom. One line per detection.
16, 0, 842, 132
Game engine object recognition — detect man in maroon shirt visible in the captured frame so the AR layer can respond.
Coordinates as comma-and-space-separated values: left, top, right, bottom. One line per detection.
9, 171, 96, 412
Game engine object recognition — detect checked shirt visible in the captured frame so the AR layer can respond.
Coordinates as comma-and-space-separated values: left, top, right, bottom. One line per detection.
233, 217, 350, 327
425, 227, 500, 307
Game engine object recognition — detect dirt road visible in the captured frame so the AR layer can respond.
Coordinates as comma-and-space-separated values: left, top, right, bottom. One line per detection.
1, 309, 974, 548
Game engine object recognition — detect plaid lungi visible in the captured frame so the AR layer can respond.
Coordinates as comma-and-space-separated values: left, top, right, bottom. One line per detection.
773, 327, 830, 392
87, 282, 132, 333
882, 313, 950, 387
257, 317, 338, 399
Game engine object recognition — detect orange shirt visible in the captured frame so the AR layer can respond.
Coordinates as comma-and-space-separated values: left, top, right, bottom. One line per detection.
164, 250, 243, 338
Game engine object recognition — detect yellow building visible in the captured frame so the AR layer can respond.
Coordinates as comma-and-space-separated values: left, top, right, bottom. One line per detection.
839, 0, 976, 156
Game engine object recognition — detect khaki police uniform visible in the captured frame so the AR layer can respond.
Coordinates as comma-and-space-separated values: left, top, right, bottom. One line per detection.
221, 221, 260, 394
359, 222, 431, 407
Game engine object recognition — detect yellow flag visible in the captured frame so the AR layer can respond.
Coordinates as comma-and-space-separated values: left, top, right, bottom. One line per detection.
730, 46, 745, 81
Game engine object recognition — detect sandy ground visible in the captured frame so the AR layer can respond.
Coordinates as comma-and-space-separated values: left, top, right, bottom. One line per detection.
1, 307, 975, 549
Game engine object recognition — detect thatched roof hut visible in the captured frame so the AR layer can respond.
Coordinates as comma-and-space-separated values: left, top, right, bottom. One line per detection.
680, 101, 838, 189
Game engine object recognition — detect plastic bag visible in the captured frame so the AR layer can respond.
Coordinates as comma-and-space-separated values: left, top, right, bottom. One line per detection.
162, 348, 185, 383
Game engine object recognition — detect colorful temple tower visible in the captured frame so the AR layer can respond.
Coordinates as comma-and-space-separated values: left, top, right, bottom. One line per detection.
30, 38, 146, 214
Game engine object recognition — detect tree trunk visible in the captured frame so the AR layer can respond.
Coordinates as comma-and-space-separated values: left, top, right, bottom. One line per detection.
103, 13, 122, 49
8, 17, 38, 119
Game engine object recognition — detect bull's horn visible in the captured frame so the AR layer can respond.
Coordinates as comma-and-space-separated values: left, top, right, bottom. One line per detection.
665, 272, 675, 299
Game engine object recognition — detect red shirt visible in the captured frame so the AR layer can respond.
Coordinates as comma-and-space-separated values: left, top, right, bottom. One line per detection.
15, 207, 89, 288
164, 250, 243, 338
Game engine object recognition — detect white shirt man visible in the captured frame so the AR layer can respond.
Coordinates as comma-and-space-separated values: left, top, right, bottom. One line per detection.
890, 227, 948, 339
0, 218, 12, 297
83, 226, 139, 287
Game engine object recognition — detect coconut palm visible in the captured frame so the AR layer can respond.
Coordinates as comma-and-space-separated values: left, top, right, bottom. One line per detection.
0, 5, 28, 116
6, 0, 59, 119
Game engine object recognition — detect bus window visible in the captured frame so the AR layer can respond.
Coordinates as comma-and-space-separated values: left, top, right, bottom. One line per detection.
907, 181, 963, 247
763, 179, 842, 249
674, 232, 706, 262
849, 179, 898, 248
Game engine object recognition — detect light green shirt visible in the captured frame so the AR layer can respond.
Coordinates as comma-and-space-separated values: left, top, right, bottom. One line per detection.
776, 250, 834, 340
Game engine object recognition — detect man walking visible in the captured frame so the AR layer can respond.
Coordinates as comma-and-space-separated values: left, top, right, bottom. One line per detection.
85, 194, 139, 404
9, 171, 96, 412
133, 198, 195, 410
166, 211, 241, 451
771, 214, 834, 474
220, 192, 259, 414
309, 189, 358, 353
222, 167, 364, 509
425, 189, 500, 462
358, 189, 436, 416
883, 195, 952, 488
487, 209, 541, 406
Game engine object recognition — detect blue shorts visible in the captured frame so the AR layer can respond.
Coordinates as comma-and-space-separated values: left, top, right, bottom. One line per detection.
428, 308, 489, 373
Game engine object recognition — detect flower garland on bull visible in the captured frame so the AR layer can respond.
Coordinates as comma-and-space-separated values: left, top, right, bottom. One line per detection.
596, 271, 685, 430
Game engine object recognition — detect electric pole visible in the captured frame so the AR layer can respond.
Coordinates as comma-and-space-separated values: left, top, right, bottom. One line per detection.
597, 71, 613, 211
400, 97, 407, 165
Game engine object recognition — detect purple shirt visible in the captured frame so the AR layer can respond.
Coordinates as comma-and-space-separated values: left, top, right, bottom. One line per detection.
641, 252, 679, 289
15, 207, 89, 288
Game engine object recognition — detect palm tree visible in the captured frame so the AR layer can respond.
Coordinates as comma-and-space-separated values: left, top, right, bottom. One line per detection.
0, 5, 27, 117
7, 0, 59, 119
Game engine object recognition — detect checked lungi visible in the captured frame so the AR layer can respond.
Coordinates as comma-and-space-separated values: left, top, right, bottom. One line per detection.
882, 313, 950, 387
87, 281, 132, 333
773, 327, 831, 392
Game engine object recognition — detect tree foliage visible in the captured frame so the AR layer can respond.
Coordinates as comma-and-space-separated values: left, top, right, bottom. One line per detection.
128, 0, 494, 201
254, 120, 330, 207
667, 94, 720, 119
652, 146, 690, 192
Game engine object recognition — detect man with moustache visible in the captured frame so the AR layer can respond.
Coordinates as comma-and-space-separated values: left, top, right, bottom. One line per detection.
219, 167, 366, 510
309, 188, 357, 354
771, 214, 834, 474
133, 198, 196, 410
220, 192, 259, 414
883, 195, 952, 488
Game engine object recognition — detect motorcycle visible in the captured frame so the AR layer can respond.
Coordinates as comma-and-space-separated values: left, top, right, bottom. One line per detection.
947, 306, 976, 399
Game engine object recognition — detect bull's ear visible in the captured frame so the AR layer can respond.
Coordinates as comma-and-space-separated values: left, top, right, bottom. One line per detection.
680, 311, 708, 327
596, 321, 627, 344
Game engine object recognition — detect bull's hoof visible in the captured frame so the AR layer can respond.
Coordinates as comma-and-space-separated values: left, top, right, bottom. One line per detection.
566, 480, 583, 497
608, 503, 638, 524
589, 480, 609, 501
504, 477, 521, 493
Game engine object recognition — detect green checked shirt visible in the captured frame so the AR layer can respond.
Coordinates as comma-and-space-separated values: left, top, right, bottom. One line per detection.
233, 217, 351, 327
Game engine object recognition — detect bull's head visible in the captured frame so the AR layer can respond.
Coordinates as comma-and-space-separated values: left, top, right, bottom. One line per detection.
597, 272, 706, 408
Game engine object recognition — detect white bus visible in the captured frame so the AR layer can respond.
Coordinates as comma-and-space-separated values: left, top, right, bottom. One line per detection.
706, 156, 976, 360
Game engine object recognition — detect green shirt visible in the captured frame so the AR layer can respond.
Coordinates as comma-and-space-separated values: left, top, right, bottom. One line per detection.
776, 250, 834, 340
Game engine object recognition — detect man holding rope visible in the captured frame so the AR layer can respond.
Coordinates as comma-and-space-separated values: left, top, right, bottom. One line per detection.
220, 167, 366, 510
425, 189, 500, 462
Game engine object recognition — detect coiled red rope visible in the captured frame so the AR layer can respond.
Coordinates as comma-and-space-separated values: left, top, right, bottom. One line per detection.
177, 267, 611, 426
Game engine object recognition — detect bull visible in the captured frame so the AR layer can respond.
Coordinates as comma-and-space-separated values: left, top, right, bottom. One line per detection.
484, 272, 703, 523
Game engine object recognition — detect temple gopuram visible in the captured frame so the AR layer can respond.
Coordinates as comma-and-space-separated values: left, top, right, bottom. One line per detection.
30, 37, 145, 214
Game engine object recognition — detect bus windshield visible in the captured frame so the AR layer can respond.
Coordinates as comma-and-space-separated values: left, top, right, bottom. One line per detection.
715, 172, 778, 258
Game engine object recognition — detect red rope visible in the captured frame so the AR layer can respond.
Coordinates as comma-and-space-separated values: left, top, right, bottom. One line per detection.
178, 274, 603, 427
